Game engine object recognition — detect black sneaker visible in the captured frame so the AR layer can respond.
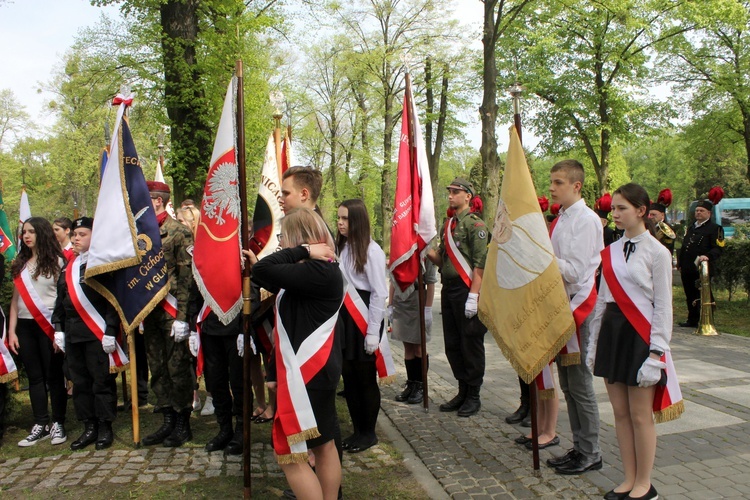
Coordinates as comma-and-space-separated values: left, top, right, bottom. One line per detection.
18, 424, 50, 447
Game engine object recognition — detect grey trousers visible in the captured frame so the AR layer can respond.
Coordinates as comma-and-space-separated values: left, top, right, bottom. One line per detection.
557, 315, 601, 460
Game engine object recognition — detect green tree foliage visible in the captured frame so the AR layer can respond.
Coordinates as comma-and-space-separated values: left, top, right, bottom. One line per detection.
659, 0, 750, 182
501, 0, 688, 194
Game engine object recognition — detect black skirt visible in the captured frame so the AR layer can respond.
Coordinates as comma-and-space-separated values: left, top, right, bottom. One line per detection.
306, 388, 338, 449
594, 303, 653, 386
341, 288, 381, 362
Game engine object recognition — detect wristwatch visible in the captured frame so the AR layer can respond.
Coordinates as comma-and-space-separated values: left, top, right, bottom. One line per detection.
301, 244, 311, 256
649, 349, 664, 357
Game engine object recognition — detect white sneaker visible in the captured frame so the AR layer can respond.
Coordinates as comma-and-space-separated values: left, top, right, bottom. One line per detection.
200, 396, 215, 416
50, 422, 67, 445
18, 424, 50, 447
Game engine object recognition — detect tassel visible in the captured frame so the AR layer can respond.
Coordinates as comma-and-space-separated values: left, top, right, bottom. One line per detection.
377, 375, 397, 386
559, 352, 580, 366
276, 451, 310, 465
538, 388, 556, 400
654, 400, 685, 423
0, 371, 18, 384
287, 427, 321, 446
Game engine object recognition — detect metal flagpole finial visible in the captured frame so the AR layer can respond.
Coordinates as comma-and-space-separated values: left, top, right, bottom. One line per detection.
400, 50, 413, 72
269, 90, 285, 116
508, 82, 524, 115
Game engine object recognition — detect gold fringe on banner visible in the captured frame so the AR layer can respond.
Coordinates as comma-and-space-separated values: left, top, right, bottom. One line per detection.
378, 375, 397, 386
539, 388, 556, 400
287, 427, 321, 446
559, 352, 580, 367
276, 451, 309, 465
110, 362, 130, 375
0, 371, 18, 384
654, 400, 685, 423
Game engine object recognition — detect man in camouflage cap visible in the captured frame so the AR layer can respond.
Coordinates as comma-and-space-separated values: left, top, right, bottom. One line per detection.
141, 181, 196, 447
428, 177, 488, 417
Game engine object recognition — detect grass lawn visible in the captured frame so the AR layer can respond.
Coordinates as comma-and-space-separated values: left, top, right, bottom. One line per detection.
0, 380, 429, 499
672, 284, 750, 337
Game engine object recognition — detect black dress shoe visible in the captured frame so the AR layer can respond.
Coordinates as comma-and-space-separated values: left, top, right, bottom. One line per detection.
348, 436, 378, 453
514, 435, 531, 445
525, 435, 559, 450
604, 488, 631, 500
505, 403, 530, 424
520, 415, 531, 427
678, 321, 697, 328
555, 454, 602, 474
625, 484, 657, 500
546, 448, 579, 468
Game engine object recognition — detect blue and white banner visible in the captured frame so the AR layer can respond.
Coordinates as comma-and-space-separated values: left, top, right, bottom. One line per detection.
85, 95, 168, 333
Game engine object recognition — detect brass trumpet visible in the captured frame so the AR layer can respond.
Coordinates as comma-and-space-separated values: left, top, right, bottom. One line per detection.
693, 260, 718, 336
656, 220, 676, 240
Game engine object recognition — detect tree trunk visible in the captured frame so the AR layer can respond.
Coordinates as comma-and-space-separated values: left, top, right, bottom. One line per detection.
742, 106, 750, 182
424, 58, 449, 202
480, 1, 501, 229
159, 0, 213, 203
381, 91, 394, 248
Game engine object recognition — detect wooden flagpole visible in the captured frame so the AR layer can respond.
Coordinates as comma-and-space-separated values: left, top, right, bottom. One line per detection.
235, 60, 253, 500
404, 72, 430, 411
509, 82, 539, 471
128, 327, 140, 446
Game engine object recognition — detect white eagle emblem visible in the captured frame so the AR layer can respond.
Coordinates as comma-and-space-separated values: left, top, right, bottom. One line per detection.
202, 162, 240, 225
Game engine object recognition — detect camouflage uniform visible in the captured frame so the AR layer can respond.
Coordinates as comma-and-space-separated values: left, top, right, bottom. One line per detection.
143, 215, 194, 413
438, 207, 488, 389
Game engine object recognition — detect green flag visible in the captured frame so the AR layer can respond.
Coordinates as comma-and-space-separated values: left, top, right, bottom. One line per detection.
0, 186, 17, 260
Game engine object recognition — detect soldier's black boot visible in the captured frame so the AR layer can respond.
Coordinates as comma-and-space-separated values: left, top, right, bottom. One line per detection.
407, 382, 424, 404
439, 381, 468, 412
95, 421, 114, 450
395, 381, 416, 402
225, 417, 243, 455
70, 420, 98, 450
457, 385, 481, 417
142, 409, 176, 446
505, 402, 530, 424
205, 421, 234, 452
163, 409, 192, 447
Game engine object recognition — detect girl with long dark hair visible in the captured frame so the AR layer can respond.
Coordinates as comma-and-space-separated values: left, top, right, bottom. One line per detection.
336, 199, 388, 453
8, 217, 68, 447
588, 183, 684, 500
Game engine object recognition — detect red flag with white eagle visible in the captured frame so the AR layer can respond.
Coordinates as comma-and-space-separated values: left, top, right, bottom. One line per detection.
388, 73, 436, 291
192, 78, 243, 324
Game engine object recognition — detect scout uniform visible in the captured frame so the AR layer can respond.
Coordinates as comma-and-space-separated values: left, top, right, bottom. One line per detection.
678, 200, 724, 326
52, 217, 123, 450
142, 181, 196, 447
437, 178, 488, 417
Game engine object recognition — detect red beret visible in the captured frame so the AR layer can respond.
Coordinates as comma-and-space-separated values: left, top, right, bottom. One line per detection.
147, 181, 170, 193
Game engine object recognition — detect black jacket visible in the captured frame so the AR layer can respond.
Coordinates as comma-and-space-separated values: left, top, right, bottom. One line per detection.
252, 246, 344, 390
679, 220, 724, 272
53, 259, 119, 343
187, 279, 242, 336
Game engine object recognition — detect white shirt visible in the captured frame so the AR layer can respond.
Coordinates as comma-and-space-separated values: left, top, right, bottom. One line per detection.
551, 198, 604, 297
16, 260, 63, 320
589, 231, 673, 353
340, 239, 388, 336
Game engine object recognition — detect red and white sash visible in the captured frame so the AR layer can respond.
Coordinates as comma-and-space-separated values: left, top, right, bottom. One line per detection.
273, 288, 343, 464
444, 217, 473, 289
66, 256, 129, 373
342, 281, 396, 384
601, 241, 684, 423
14, 267, 55, 342
0, 306, 18, 383
161, 293, 178, 318
550, 217, 597, 365
193, 303, 211, 378
535, 362, 555, 400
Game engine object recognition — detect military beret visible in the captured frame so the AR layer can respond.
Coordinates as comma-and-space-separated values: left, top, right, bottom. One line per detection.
73, 217, 94, 230
446, 177, 474, 196
147, 181, 171, 193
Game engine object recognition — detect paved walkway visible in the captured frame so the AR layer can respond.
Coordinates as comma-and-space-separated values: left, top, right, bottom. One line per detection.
2, 283, 749, 498
380, 283, 750, 499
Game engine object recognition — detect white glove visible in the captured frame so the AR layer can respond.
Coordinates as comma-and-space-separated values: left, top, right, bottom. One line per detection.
637, 357, 666, 388
237, 334, 244, 357
170, 320, 190, 342
364, 333, 379, 355
188, 331, 199, 357
465, 293, 479, 318
387, 305, 394, 323
54, 331, 66, 353
102, 335, 116, 354
424, 307, 433, 332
